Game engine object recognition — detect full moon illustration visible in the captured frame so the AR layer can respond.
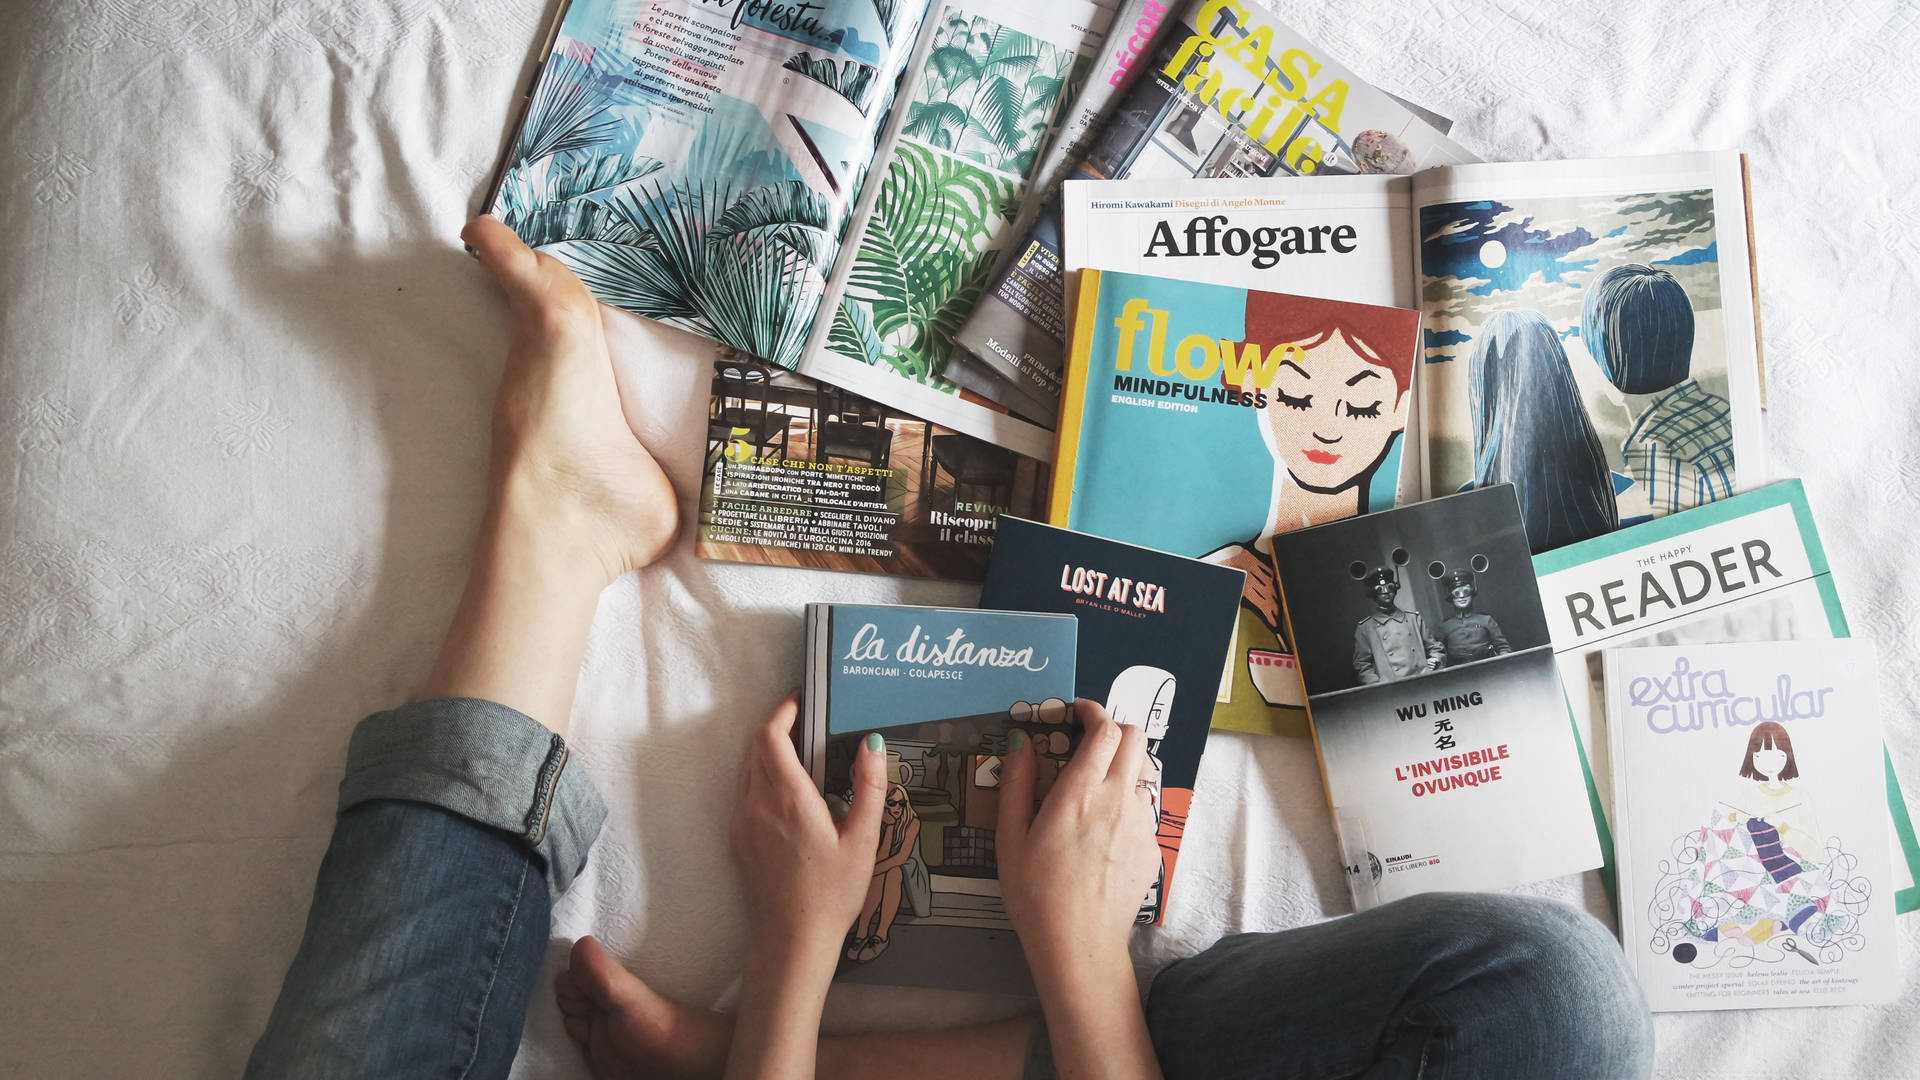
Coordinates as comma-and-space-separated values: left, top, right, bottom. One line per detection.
1479, 239, 1507, 268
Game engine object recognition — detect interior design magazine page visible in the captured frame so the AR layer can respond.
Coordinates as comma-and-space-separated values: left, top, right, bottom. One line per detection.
795, 0, 1109, 462
1607, 640, 1897, 1012
1411, 152, 1765, 552
695, 360, 1049, 581
485, 0, 934, 365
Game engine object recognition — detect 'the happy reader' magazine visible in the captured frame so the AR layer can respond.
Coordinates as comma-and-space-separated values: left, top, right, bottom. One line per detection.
1605, 640, 1897, 1011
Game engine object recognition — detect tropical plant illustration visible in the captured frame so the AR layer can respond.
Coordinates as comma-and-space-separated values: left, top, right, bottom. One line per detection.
784, 52, 879, 113
902, 11, 1072, 177
488, 38, 853, 367
547, 179, 838, 366
831, 142, 1013, 383
510, 53, 619, 172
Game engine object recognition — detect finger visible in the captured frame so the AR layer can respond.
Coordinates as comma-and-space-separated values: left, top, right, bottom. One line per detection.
754, 696, 808, 790
461, 215, 547, 308
1058, 699, 1122, 797
841, 732, 887, 846
1107, 720, 1149, 789
996, 729, 1037, 854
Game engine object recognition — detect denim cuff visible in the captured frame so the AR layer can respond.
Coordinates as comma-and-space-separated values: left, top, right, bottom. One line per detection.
338, 698, 607, 894
1021, 1014, 1054, 1080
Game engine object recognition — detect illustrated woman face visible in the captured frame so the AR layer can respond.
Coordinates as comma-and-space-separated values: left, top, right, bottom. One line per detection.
1262, 334, 1403, 493
1751, 745, 1789, 782
884, 786, 907, 823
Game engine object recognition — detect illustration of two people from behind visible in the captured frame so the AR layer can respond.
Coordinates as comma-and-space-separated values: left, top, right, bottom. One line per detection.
1471, 263, 1734, 553
1203, 293, 1416, 716
1652, 721, 1870, 967
1353, 566, 1510, 684
847, 676, 1177, 965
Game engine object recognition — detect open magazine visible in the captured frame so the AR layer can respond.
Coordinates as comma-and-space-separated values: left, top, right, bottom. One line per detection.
1058, 151, 1767, 555
483, 0, 1110, 461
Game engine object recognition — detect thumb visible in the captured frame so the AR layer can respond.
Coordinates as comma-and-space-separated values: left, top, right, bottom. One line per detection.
462, 215, 547, 308
842, 732, 888, 847
996, 729, 1036, 855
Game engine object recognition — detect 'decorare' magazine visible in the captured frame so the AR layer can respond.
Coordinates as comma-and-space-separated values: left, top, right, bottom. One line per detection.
949, 0, 1473, 414
695, 359, 1049, 581
484, 0, 1110, 461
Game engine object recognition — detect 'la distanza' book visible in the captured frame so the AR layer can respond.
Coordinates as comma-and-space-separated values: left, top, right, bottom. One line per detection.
1606, 639, 1898, 1012
799, 603, 1077, 994
1269, 485, 1603, 910
980, 516, 1246, 925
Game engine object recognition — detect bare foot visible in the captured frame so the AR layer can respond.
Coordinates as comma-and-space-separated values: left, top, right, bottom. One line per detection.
464, 215, 681, 580
554, 936, 732, 1080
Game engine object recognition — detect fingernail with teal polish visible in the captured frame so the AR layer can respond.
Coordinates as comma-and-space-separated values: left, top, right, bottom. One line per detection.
1007, 729, 1027, 753
865, 732, 885, 753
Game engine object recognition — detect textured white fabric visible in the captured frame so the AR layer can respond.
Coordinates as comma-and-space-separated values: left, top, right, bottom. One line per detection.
2, 1, 1916, 1076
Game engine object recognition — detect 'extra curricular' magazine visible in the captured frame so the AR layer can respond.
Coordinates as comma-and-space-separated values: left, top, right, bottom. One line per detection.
1606, 640, 1898, 1011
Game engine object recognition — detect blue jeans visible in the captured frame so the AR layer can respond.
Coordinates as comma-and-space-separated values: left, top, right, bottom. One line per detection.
246, 699, 605, 1079
250, 700, 1652, 1078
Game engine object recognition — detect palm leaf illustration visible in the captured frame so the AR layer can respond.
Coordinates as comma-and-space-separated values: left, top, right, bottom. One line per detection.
839, 144, 1010, 380
870, 0, 901, 44
513, 55, 617, 168
903, 100, 969, 149
548, 180, 824, 367
784, 52, 877, 112
828, 296, 887, 367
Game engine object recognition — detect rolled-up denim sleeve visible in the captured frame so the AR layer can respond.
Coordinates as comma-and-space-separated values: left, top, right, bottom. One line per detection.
338, 697, 607, 893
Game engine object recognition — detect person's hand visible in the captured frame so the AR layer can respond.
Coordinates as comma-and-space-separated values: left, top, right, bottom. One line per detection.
997, 700, 1161, 979
729, 697, 887, 958
461, 215, 678, 582
1206, 543, 1279, 629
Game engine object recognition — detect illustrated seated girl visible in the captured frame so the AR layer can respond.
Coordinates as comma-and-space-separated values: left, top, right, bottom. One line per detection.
1647, 721, 1872, 967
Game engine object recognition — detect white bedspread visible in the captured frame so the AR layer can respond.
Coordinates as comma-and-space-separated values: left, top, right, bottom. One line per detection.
3, 1, 1916, 1076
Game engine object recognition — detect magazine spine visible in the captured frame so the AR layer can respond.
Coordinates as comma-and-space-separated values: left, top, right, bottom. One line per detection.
1046, 268, 1105, 525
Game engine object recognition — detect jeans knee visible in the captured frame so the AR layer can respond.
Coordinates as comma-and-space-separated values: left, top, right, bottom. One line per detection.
1437, 893, 1654, 1076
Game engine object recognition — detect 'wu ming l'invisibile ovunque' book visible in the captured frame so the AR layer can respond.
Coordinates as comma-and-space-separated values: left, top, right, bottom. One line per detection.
799, 603, 1077, 994
1269, 484, 1603, 910
980, 515, 1247, 926
483, 0, 1109, 462
1051, 267, 1421, 739
1606, 639, 1897, 1012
